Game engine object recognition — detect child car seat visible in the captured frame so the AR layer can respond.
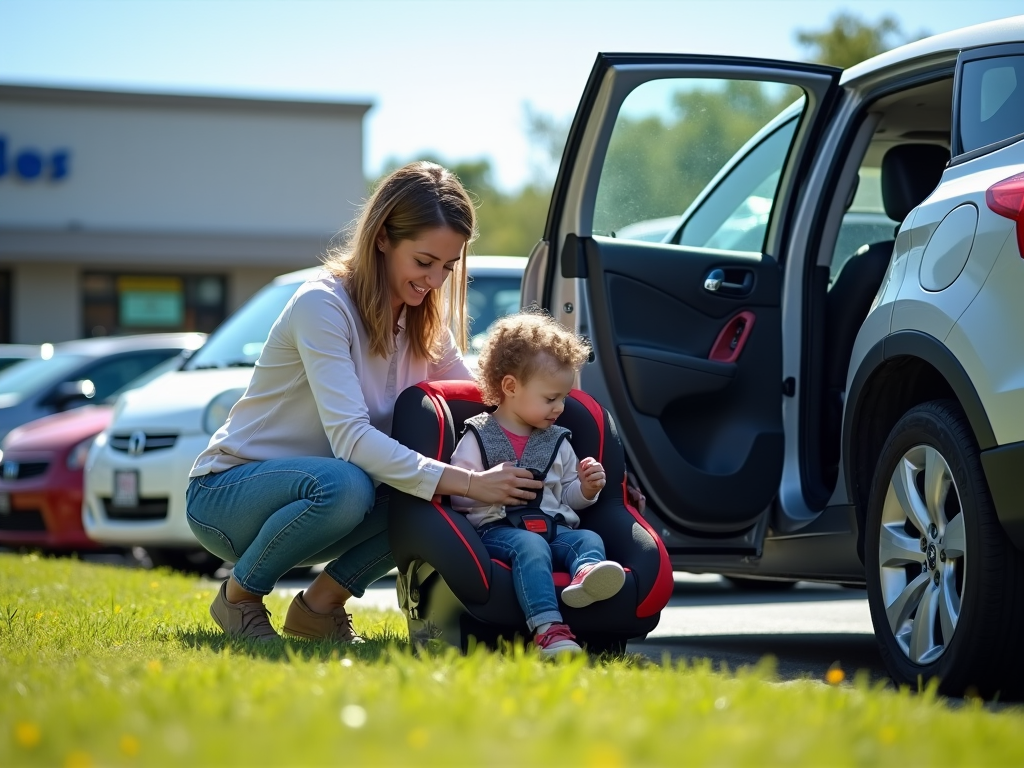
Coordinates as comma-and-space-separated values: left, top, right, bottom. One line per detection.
388, 380, 673, 654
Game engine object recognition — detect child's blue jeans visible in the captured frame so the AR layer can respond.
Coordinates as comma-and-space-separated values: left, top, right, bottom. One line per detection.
479, 524, 606, 632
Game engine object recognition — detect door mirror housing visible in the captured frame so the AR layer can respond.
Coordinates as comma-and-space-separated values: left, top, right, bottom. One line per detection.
53, 379, 96, 410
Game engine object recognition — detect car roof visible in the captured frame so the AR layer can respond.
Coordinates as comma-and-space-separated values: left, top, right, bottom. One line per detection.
52, 332, 207, 357
271, 254, 526, 286
0, 344, 42, 358
842, 15, 1024, 84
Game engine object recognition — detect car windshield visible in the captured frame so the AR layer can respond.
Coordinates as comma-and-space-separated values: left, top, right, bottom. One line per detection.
467, 275, 523, 351
102, 353, 186, 404
0, 354, 89, 401
186, 282, 301, 370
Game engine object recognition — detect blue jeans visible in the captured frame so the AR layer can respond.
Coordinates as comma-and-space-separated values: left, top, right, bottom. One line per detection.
480, 524, 606, 632
185, 457, 395, 597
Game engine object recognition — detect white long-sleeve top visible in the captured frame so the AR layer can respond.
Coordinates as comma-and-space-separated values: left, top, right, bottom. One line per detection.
189, 272, 472, 500
449, 431, 599, 528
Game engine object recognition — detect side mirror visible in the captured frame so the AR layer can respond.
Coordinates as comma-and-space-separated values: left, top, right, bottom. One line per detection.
53, 379, 96, 410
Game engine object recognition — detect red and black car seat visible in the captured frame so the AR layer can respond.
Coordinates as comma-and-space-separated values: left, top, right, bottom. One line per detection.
388, 380, 673, 653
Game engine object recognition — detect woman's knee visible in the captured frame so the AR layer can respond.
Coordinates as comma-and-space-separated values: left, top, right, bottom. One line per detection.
308, 460, 375, 515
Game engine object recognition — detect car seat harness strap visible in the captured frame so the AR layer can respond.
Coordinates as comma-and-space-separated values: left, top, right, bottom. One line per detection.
463, 412, 570, 542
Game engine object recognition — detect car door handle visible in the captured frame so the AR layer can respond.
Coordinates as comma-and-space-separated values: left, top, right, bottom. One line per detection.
704, 269, 754, 296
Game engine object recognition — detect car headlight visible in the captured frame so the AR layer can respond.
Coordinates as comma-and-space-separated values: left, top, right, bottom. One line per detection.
66, 435, 98, 470
202, 388, 246, 435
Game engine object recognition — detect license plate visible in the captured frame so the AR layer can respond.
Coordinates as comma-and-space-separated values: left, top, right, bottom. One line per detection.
112, 470, 139, 508
0, 492, 9, 515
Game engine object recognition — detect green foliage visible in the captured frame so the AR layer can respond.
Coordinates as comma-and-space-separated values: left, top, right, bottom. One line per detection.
796, 12, 925, 69
594, 80, 800, 235
4, 554, 1024, 767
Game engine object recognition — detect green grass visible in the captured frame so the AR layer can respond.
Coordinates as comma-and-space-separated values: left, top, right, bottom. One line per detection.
2, 553, 1023, 767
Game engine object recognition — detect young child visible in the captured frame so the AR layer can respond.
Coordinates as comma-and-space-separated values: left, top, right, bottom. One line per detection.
450, 311, 626, 657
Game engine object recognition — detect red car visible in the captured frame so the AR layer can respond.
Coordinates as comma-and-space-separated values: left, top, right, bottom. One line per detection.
0, 344, 200, 552
0, 405, 114, 550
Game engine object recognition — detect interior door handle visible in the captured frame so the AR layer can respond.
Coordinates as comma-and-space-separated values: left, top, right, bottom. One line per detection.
704, 269, 754, 296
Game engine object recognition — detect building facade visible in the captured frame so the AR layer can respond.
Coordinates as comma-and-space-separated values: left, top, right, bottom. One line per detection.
0, 85, 370, 343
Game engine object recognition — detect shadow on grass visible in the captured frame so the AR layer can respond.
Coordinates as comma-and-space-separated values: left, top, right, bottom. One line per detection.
172, 626, 422, 663
171, 625, 655, 669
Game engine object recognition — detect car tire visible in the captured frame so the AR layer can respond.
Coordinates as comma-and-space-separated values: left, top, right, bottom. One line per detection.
865, 399, 1024, 698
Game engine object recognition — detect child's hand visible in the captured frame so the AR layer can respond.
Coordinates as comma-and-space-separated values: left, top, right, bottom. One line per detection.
578, 457, 606, 500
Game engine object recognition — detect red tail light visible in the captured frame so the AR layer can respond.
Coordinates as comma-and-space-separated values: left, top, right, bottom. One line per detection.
987, 171, 1024, 257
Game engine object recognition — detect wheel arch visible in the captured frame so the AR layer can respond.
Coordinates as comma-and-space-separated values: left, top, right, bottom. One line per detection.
842, 330, 996, 560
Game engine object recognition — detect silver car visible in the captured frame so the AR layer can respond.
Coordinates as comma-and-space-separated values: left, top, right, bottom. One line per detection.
523, 17, 1024, 696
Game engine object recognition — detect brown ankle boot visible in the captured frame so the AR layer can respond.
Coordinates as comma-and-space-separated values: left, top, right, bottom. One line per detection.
209, 581, 280, 642
283, 591, 364, 643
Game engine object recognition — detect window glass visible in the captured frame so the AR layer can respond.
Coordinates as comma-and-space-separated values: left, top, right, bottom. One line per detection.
103, 354, 185, 403
82, 272, 226, 337
0, 355, 88, 400
829, 167, 899, 280
186, 282, 300, 370
466, 274, 523, 351
594, 78, 804, 253
78, 351, 181, 401
960, 55, 1024, 153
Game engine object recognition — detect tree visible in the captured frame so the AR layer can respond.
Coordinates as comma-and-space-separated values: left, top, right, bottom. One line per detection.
796, 12, 924, 69
375, 155, 548, 258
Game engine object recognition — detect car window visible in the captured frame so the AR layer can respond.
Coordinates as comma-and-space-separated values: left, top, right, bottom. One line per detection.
0, 354, 89, 400
679, 117, 799, 251
959, 54, 1024, 154
102, 353, 187, 403
77, 350, 182, 401
467, 275, 523, 351
593, 78, 804, 253
186, 281, 301, 370
830, 167, 899, 280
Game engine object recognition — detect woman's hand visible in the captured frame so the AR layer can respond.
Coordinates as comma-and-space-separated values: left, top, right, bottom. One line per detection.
626, 471, 646, 513
465, 462, 544, 506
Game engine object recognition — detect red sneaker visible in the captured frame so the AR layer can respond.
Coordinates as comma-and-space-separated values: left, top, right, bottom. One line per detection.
560, 560, 626, 608
533, 623, 583, 658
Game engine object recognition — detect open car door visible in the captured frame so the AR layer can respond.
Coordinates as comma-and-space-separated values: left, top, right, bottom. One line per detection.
527, 54, 841, 537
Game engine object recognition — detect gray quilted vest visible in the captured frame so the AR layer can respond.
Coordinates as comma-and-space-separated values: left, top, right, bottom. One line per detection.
463, 412, 570, 478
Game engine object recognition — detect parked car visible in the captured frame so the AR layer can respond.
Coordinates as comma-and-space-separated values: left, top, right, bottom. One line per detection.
83, 256, 524, 573
0, 333, 205, 444
0, 344, 42, 372
0, 353, 194, 551
520, 17, 1024, 696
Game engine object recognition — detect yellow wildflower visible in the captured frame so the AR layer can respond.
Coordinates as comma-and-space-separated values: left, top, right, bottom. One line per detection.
120, 735, 141, 756
15, 721, 41, 748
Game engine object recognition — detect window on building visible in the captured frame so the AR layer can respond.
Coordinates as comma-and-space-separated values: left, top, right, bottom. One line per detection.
82, 272, 226, 337
0, 271, 10, 343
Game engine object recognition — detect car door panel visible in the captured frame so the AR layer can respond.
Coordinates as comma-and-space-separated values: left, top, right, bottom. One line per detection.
585, 236, 783, 531
538, 54, 840, 538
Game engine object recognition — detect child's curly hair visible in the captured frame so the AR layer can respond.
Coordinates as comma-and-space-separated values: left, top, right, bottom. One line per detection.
475, 309, 591, 405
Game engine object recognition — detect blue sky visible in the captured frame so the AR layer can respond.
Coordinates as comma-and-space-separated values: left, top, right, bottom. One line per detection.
2, 0, 1021, 189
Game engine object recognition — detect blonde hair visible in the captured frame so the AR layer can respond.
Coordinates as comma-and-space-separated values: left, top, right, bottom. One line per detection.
476, 310, 591, 406
324, 161, 476, 361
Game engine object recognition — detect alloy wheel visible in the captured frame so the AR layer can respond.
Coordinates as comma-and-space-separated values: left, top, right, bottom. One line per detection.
878, 444, 966, 665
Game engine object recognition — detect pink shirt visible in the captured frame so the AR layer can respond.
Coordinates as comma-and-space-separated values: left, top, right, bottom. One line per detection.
500, 426, 529, 460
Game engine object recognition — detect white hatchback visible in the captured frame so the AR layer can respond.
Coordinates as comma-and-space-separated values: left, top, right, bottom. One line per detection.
83, 257, 524, 572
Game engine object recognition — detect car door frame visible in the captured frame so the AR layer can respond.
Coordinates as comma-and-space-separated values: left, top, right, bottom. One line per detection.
529, 53, 842, 550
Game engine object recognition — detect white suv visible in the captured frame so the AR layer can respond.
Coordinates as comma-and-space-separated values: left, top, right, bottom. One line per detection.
83, 257, 524, 572
522, 17, 1024, 696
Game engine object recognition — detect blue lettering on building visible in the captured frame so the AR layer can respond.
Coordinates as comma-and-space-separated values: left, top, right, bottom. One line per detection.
0, 136, 71, 181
